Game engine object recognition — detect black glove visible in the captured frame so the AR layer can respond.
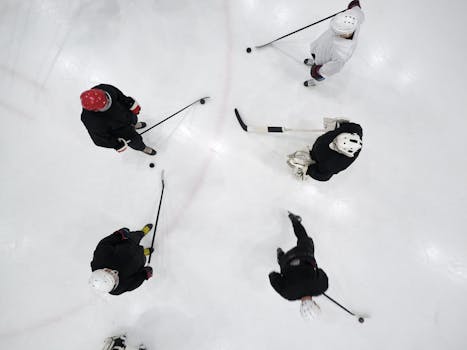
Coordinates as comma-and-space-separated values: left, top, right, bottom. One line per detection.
115, 228, 130, 240
143, 266, 153, 279
348, 0, 361, 9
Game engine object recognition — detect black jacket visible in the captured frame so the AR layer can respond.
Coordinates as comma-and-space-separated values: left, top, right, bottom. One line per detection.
81, 84, 139, 149
269, 246, 328, 300
307, 122, 363, 181
90, 231, 148, 295
269, 267, 328, 301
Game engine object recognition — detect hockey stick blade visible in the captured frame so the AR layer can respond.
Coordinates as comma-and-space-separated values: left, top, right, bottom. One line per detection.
234, 108, 248, 132
234, 108, 284, 133
234, 108, 323, 134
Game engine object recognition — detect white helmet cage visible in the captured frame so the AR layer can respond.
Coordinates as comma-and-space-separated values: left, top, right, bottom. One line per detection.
333, 132, 362, 157
330, 13, 359, 35
89, 268, 119, 293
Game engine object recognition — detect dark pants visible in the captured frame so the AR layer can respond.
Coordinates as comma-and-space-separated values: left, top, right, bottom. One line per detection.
290, 216, 315, 255
128, 133, 146, 151
278, 215, 316, 269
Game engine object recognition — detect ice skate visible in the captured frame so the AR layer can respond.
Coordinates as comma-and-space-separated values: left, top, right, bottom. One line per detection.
102, 335, 126, 350
142, 223, 153, 234
138, 345, 147, 350
287, 161, 308, 180
142, 147, 157, 156
304, 79, 317, 87
134, 122, 147, 129
288, 211, 302, 223
287, 155, 310, 180
287, 149, 311, 164
287, 148, 313, 180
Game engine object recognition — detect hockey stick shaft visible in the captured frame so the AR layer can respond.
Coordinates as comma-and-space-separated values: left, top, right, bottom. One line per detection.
148, 171, 165, 264
139, 97, 209, 136
254, 9, 346, 49
323, 293, 356, 316
250, 126, 324, 133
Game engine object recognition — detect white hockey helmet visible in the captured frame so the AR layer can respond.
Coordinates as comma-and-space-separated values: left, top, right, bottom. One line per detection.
331, 13, 359, 35
300, 297, 321, 320
332, 132, 362, 157
89, 268, 119, 293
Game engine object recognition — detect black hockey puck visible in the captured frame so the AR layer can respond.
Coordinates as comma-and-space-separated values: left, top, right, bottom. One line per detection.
358, 317, 364, 323
149, 163, 155, 168
200, 99, 205, 104
246, 47, 252, 53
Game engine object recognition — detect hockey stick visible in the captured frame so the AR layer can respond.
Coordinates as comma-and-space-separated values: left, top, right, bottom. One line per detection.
234, 108, 324, 133
252, 9, 346, 50
140, 97, 209, 136
121, 97, 209, 147
148, 170, 165, 265
323, 293, 366, 323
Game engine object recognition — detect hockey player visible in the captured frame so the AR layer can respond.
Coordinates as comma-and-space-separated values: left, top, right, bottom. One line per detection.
102, 334, 147, 350
304, 0, 364, 86
80, 84, 157, 155
287, 118, 363, 181
269, 212, 329, 319
89, 225, 154, 295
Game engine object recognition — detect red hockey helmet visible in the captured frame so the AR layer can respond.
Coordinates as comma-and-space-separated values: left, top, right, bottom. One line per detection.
80, 89, 109, 111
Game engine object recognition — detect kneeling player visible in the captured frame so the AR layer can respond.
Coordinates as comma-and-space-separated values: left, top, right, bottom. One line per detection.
287, 119, 362, 181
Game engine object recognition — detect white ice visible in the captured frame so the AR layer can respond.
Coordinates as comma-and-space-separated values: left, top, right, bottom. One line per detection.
1, 0, 467, 349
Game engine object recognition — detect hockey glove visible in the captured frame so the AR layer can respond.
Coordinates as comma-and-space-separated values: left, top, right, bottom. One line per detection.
130, 101, 141, 115
323, 118, 350, 132
115, 228, 130, 240
116, 138, 128, 153
143, 266, 153, 279
348, 0, 361, 9
144, 248, 154, 256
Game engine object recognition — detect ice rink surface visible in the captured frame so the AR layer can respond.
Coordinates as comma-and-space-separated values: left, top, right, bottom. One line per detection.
1, 0, 467, 349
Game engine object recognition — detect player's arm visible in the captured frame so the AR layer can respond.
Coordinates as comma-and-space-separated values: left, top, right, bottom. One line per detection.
91, 131, 125, 151
109, 85, 140, 115
317, 59, 346, 78
335, 122, 363, 137
97, 229, 131, 248
306, 164, 333, 182
111, 267, 153, 295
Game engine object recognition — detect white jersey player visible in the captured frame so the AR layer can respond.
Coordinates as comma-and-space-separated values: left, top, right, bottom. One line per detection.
304, 0, 365, 86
